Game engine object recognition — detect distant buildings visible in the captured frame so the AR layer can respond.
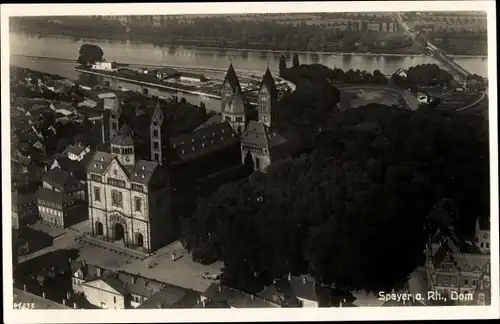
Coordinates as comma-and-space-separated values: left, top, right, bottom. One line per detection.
70, 261, 200, 309
197, 274, 335, 308
91, 61, 118, 71
425, 215, 491, 305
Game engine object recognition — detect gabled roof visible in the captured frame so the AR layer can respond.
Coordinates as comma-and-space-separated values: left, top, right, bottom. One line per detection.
241, 121, 287, 149
43, 168, 82, 190
36, 187, 73, 206
83, 277, 128, 296
130, 160, 159, 184
111, 124, 134, 146
224, 63, 242, 93
116, 271, 166, 298
170, 122, 239, 163
13, 289, 71, 309
202, 283, 280, 308
63, 144, 88, 157
87, 151, 114, 175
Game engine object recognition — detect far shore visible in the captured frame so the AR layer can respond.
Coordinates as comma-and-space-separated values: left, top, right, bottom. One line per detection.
12, 30, 427, 58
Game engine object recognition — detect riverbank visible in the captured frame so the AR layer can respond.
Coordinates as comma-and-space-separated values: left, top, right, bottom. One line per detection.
74, 67, 222, 99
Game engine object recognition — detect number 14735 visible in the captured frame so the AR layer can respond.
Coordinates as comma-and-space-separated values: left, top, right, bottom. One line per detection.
13, 302, 35, 309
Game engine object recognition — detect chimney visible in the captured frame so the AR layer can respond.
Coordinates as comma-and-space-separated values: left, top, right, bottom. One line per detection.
62, 299, 66, 306
23, 284, 27, 292
42, 292, 46, 299
96, 267, 101, 277
73, 302, 77, 309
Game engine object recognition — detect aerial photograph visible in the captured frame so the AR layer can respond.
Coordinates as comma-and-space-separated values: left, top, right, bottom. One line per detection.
6, 8, 493, 314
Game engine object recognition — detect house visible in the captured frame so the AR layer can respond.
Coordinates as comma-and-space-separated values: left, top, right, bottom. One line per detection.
51, 144, 93, 182
199, 283, 281, 308
12, 191, 38, 229
81, 277, 129, 309
50, 102, 77, 117
91, 61, 118, 71
36, 169, 87, 227
258, 274, 334, 307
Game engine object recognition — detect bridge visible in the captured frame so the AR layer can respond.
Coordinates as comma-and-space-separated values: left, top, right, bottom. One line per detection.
394, 13, 472, 81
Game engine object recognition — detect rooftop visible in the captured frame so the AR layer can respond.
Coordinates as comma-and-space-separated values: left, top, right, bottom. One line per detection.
43, 168, 82, 190
170, 122, 239, 163
13, 288, 71, 309
241, 121, 287, 149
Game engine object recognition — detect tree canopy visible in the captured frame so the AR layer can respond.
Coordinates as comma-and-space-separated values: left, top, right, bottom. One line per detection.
181, 100, 489, 293
77, 44, 104, 67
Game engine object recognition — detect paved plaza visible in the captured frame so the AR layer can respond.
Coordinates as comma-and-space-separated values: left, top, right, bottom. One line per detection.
20, 220, 224, 293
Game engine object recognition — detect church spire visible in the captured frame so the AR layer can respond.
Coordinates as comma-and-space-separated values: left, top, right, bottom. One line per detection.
225, 62, 241, 93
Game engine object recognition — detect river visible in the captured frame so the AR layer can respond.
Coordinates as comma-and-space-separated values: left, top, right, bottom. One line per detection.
10, 32, 488, 78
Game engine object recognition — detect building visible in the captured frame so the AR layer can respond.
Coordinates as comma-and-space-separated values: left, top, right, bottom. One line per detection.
424, 215, 491, 305
199, 283, 281, 308
178, 72, 209, 83
13, 288, 72, 310
86, 124, 173, 253
240, 121, 288, 172
70, 261, 199, 309
36, 168, 87, 228
258, 274, 335, 307
91, 61, 118, 71
12, 191, 38, 229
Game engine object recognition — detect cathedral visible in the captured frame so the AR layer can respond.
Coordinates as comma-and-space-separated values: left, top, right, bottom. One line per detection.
86, 63, 289, 253
218, 63, 288, 172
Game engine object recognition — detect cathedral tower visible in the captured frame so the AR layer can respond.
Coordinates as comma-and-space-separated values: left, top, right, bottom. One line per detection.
111, 124, 135, 166
149, 100, 170, 166
258, 67, 278, 127
108, 97, 123, 140
221, 63, 247, 133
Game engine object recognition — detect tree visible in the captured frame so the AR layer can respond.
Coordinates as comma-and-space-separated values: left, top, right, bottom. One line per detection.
292, 54, 300, 68
77, 44, 104, 67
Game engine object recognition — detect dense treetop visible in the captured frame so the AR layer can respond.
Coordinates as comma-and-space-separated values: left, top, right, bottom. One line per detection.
181, 60, 489, 293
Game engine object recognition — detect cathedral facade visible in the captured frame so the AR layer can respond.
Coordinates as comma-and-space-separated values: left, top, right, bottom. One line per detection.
87, 124, 174, 253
